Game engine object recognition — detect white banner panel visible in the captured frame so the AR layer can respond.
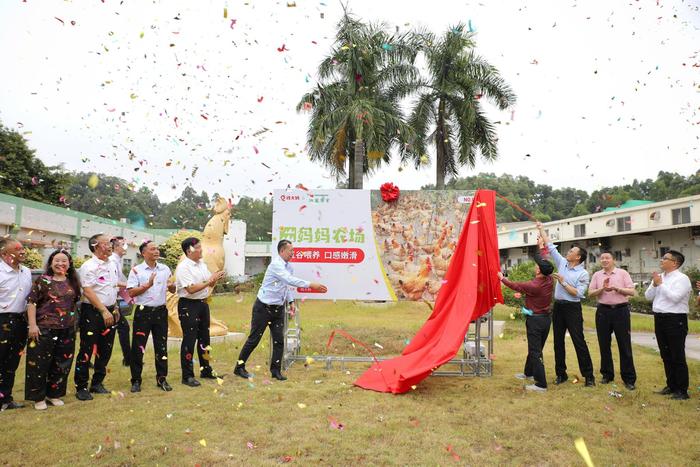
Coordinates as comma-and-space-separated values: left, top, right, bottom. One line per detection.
272, 189, 395, 301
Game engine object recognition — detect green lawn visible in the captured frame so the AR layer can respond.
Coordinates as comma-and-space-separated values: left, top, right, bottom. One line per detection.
1, 295, 699, 465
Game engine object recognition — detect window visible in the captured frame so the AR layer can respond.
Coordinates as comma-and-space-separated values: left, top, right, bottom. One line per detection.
672, 207, 690, 225
589, 254, 597, 264
522, 232, 528, 244
660, 246, 670, 258
123, 258, 132, 274
617, 216, 631, 232
574, 224, 586, 237
614, 251, 623, 261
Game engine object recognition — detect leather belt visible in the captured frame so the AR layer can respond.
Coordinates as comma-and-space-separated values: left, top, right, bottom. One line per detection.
599, 303, 629, 309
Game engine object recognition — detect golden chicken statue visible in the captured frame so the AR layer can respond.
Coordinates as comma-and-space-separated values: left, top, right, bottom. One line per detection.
166, 197, 230, 337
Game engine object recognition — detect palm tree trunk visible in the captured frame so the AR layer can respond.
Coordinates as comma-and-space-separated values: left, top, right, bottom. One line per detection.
353, 138, 365, 189
436, 99, 446, 190
436, 144, 445, 190
348, 149, 355, 189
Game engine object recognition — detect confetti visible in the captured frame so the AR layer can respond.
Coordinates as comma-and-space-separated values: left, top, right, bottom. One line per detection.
297, 403, 307, 409
328, 416, 344, 430
199, 439, 207, 447
87, 174, 99, 189
574, 438, 595, 467
446, 444, 461, 461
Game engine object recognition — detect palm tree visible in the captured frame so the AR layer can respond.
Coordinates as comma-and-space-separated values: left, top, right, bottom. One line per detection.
297, 11, 419, 189
405, 25, 516, 189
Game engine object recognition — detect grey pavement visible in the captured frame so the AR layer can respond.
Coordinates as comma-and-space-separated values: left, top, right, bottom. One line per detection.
630, 331, 700, 361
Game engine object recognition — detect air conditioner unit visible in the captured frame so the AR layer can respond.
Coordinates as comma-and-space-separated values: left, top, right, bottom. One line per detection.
605, 219, 615, 228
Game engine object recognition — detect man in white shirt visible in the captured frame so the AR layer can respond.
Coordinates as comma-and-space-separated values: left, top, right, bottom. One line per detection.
74, 233, 120, 401
644, 249, 692, 400
175, 237, 225, 387
234, 239, 327, 381
0, 238, 32, 411
127, 240, 175, 393
109, 236, 132, 368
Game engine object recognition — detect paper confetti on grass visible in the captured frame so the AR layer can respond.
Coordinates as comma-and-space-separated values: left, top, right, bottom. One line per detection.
328, 416, 344, 430
199, 439, 207, 447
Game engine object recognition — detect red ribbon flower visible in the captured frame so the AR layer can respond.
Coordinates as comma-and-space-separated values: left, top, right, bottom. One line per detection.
380, 182, 400, 203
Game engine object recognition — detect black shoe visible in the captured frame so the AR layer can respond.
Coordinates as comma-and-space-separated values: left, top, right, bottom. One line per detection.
233, 366, 251, 379
76, 389, 93, 401
655, 386, 673, 395
600, 377, 612, 384
271, 370, 287, 381
584, 377, 596, 387
554, 375, 568, 385
130, 382, 141, 393
182, 377, 201, 387
122, 359, 131, 367
89, 383, 109, 394
671, 392, 690, 400
0, 400, 24, 411
624, 383, 636, 391
157, 380, 173, 392
200, 370, 218, 380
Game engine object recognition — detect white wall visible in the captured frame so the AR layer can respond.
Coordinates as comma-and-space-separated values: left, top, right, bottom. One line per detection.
223, 220, 246, 279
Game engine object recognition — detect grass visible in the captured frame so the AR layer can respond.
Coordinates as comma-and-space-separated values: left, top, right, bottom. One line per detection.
1, 295, 699, 465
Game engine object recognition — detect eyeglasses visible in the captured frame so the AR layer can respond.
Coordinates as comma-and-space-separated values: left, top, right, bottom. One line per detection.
661, 256, 674, 261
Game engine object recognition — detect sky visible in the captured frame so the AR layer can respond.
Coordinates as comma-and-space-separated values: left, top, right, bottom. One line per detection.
1, 0, 699, 204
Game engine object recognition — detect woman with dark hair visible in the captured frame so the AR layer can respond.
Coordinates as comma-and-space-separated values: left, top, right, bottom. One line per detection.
25, 249, 81, 410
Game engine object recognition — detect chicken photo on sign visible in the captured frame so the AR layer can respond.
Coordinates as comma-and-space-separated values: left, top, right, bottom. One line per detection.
370, 190, 474, 301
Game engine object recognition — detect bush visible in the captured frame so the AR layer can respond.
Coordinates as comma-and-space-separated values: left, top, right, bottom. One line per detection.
160, 230, 201, 272
213, 275, 240, 294
628, 294, 653, 315
24, 247, 44, 269
72, 255, 90, 269
501, 261, 537, 320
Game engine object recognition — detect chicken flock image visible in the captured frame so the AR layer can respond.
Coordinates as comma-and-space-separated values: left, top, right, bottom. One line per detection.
371, 191, 473, 301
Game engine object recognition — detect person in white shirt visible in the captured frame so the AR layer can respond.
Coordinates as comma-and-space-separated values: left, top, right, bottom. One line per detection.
127, 240, 175, 393
74, 233, 120, 401
0, 238, 32, 411
109, 236, 132, 368
175, 237, 225, 387
644, 249, 691, 400
234, 239, 327, 381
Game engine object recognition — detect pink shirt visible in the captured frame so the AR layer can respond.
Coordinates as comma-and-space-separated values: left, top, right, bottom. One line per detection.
589, 268, 634, 305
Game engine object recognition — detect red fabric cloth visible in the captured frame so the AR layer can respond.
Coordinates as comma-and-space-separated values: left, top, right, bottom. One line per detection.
354, 189, 504, 393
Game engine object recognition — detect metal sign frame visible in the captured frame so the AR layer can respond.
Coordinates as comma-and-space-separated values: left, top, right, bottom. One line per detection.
270, 304, 494, 377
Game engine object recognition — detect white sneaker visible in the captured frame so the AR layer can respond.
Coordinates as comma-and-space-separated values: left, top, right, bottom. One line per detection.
525, 384, 547, 392
34, 400, 48, 410
515, 373, 533, 380
46, 398, 64, 407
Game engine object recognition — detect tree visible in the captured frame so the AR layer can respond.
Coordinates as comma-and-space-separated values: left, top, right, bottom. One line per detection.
297, 10, 419, 189
64, 172, 161, 226
0, 123, 68, 204
156, 186, 211, 231
234, 197, 273, 241
406, 25, 516, 189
